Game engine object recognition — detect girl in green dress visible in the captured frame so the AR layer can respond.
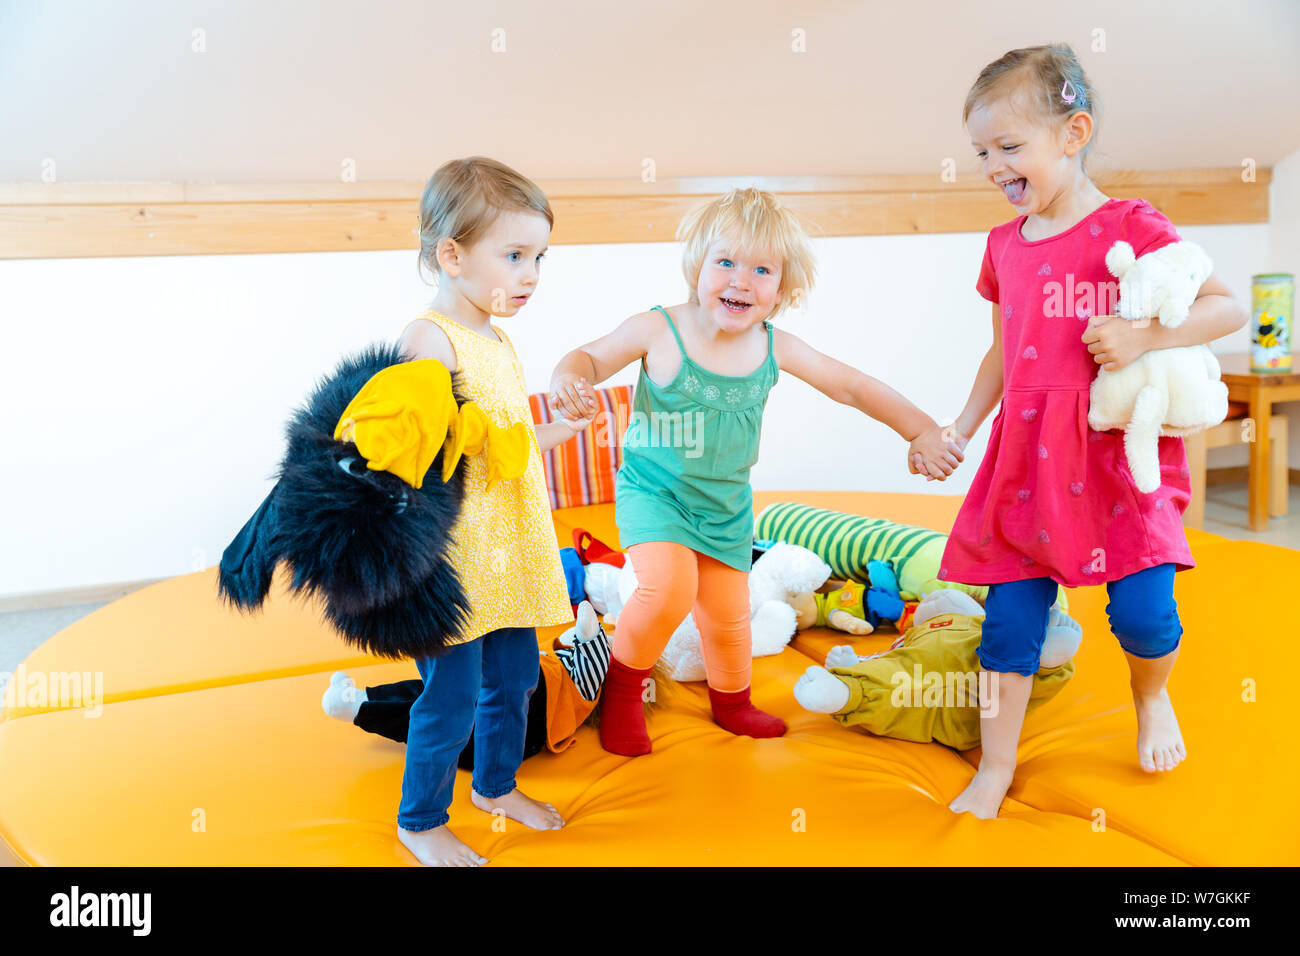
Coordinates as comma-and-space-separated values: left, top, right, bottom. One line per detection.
549, 187, 964, 755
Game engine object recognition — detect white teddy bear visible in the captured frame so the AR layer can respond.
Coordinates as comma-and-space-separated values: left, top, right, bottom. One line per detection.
606, 542, 831, 682
1087, 239, 1229, 493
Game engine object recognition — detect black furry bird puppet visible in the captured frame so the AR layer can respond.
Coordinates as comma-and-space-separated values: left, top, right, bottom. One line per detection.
217, 343, 529, 659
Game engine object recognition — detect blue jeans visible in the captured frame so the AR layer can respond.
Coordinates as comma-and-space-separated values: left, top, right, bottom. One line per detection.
978, 563, 1182, 676
397, 626, 540, 832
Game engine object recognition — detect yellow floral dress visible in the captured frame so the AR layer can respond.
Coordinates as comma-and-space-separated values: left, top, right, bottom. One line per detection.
408, 310, 574, 645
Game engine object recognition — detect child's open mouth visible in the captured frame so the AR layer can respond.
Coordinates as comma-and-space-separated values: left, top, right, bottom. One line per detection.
1002, 178, 1028, 204
720, 297, 751, 313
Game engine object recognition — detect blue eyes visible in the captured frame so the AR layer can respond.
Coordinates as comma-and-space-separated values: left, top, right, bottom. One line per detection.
508, 252, 546, 263
976, 146, 1020, 159
718, 258, 770, 275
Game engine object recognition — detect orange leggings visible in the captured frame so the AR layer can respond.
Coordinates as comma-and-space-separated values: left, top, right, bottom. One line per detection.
612, 541, 753, 693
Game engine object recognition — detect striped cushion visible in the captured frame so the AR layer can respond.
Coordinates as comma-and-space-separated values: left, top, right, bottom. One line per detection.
528, 385, 633, 510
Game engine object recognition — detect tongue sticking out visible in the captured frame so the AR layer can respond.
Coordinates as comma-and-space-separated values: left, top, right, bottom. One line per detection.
1004, 178, 1027, 204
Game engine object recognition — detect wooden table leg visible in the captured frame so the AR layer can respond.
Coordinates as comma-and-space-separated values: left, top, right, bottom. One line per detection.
1248, 392, 1271, 531
1270, 414, 1289, 517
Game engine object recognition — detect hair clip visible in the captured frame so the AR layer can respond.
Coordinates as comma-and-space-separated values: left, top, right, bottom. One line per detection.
1061, 80, 1078, 105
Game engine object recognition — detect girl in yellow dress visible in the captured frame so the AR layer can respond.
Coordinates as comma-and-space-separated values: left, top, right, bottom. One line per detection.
394, 157, 592, 867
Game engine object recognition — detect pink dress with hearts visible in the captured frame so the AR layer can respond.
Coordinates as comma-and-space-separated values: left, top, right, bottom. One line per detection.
937, 197, 1196, 588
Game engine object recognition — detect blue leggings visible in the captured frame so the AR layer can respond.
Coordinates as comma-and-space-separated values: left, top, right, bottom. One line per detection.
397, 626, 539, 832
978, 563, 1182, 676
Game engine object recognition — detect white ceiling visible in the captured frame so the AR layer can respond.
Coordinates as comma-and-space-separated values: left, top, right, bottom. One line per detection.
3, 0, 1298, 184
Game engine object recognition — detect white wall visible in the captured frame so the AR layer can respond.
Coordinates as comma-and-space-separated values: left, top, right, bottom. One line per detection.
1270, 149, 1300, 270
0, 223, 1267, 596
1205, 147, 1300, 470
6, 0, 1298, 181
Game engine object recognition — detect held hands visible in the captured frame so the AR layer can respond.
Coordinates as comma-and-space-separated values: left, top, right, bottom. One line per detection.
549, 374, 599, 435
550, 373, 599, 421
909, 424, 967, 482
1082, 314, 1155, 372
557, 411, 597, 435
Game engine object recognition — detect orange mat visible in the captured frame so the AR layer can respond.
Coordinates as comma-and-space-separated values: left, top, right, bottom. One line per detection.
1, 491, 1295, 865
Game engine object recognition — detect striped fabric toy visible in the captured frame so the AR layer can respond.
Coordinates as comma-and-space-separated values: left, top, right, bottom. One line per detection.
528, 384, 633, 510
554, 622, 612, 701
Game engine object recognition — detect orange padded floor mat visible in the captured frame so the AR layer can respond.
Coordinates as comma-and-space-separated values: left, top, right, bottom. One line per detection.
1, 492, 1295, 865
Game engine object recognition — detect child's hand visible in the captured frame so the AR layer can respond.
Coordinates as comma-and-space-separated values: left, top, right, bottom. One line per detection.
908, 425, 965, 482
1082, 314, 1156, 372
557, 410, 597, 436
941, 423, 970, 457
549, 374, 598, 421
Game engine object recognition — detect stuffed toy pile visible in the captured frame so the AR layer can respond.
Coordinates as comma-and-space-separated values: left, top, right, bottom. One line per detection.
570, 533, 866, 682
753, 502, 1070, 611
786, 557, 905, 636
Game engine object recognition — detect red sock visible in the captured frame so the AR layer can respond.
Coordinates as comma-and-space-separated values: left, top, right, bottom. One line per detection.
708, 685, 787, 739
599, 657, 653, 756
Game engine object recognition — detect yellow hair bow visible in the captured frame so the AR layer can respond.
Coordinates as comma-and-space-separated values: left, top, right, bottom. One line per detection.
334, 359, 529, 490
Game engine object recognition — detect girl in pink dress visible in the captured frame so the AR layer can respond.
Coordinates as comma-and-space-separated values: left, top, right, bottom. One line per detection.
931, 45, 1249, 819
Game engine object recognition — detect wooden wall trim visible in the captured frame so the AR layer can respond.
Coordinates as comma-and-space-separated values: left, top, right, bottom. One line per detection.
0, 168, 1271, 260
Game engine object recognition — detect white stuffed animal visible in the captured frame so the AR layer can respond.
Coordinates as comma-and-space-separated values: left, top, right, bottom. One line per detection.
613, 543, 831, 682
582, 562, 623, 623
1087, 239, 1229, 493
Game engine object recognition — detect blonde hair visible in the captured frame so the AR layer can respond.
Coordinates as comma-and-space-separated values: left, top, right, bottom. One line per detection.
417, 156, 553, 283
963, 44, 1100, 168
676, 187, 816, 321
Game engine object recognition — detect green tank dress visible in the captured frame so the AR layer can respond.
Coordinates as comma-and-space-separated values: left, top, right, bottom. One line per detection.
614, 305, 778, 571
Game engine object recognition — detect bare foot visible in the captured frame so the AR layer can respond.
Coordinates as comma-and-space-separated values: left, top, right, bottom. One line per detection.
397, 824, 488, 867
949, 765, 1015, 819
470, 787, 565, 830
1133, 687, 1186, 773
